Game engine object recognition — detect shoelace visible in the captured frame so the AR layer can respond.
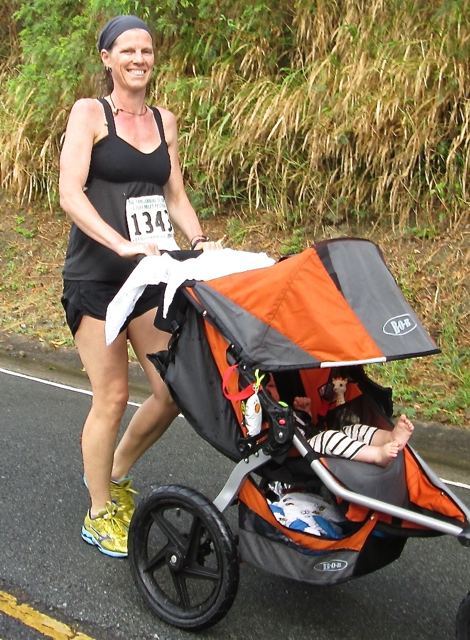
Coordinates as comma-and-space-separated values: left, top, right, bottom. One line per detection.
111, 478, 138, 505
113, 477, 137, 493
101, 502, 128, 536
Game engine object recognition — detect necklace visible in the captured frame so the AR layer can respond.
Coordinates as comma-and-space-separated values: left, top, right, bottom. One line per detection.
108, 94, 148, 117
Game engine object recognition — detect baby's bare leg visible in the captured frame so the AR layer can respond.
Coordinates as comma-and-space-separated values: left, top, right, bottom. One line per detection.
353, 441, 400, 467
392, 415, 414, 449
371, 414, 414, 450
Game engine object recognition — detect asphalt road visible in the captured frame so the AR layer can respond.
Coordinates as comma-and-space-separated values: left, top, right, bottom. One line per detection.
1, 354, 470, 640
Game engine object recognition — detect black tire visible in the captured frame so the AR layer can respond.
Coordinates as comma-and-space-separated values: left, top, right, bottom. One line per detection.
457, 592, 470, 639
128, 485, 239, 631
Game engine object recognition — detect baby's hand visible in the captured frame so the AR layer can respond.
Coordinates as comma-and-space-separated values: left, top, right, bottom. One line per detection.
293, 396, 312, 415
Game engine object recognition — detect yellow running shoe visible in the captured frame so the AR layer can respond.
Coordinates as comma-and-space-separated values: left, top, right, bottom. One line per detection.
110, 476, 137, 528
81, 502, 128, 558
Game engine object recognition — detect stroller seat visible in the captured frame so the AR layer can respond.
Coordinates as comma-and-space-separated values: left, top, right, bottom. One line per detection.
323, 451, 409, 508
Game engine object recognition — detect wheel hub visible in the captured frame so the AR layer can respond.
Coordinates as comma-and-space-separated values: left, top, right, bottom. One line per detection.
166, 548, 184, 571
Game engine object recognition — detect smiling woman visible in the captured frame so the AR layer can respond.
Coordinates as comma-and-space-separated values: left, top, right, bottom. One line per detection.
58, 14, 222, 559
100, 22, 154, 117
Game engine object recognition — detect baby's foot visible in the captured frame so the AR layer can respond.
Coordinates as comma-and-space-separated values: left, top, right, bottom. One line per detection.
375, 441, 400, 467
293, 396, 312, 416
391, 414, 414, 450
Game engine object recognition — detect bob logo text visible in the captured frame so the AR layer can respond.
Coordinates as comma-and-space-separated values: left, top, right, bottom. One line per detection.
383, 314, 417, 336
314, 560, 348, 572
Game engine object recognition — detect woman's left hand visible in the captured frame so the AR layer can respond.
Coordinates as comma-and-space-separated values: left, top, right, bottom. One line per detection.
194, 239, 224, 251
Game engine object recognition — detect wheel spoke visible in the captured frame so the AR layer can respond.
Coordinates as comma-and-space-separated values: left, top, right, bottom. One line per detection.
143, 541, 170, 574
171, 573, 192, 610
151, 508, 188, 552
180, 517, 222, 582
185, 516, 205, 562
182, 564, 221, 582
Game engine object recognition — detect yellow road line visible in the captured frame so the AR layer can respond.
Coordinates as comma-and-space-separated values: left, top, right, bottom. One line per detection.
0, 590, 95, 640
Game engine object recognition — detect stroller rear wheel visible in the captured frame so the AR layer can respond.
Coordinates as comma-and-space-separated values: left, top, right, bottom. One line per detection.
456, 592, 470, 639
128, 485, 239, 631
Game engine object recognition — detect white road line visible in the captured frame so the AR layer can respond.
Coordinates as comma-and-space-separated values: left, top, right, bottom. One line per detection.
0, 366, 141, 407
441, 479, 470, 491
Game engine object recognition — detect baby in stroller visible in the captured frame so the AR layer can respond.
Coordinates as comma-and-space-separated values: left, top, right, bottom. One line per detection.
265, 374, 414, 466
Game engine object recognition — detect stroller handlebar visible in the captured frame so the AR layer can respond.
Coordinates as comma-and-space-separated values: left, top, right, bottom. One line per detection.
135, 249, 203, 264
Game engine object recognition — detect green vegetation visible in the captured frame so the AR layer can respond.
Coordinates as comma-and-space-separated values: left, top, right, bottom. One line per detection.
0, 1, 468, 423
370, 325, 469, 424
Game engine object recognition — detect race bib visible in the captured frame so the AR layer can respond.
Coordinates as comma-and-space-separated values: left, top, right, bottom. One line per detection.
126, 194, 180, 250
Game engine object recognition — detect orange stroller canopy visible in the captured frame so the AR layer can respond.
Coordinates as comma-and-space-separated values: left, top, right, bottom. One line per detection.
188, 238, 439, 371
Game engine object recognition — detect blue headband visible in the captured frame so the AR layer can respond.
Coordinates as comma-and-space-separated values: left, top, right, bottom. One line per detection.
97, 15, 152, 52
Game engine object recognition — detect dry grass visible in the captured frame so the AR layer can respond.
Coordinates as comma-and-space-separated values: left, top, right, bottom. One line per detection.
153, 0, 470, 232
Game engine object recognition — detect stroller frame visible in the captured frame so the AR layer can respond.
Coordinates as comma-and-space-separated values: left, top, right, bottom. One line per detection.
213, 433, 470, 541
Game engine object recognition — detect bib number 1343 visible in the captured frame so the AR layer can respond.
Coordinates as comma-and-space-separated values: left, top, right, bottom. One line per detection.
125, 194, 179, 250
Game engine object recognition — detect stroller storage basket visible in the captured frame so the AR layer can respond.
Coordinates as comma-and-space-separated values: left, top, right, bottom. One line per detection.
237, 478, 404, 585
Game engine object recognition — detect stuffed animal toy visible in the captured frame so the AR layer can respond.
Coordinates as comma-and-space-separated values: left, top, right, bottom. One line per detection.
332, 376, 348, 405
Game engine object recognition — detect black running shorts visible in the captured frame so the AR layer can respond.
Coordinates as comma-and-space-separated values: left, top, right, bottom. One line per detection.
62, 280, 164, 336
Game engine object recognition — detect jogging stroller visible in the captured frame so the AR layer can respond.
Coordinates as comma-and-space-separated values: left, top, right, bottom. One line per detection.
126, 238, 470, 633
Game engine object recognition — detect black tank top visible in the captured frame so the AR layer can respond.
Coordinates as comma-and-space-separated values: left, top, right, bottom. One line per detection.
87, 99, 171, 185
63, 98, 172, 283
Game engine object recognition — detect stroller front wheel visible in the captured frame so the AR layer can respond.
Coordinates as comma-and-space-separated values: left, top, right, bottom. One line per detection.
457, 592, 470, 640
128, 484, 239, 631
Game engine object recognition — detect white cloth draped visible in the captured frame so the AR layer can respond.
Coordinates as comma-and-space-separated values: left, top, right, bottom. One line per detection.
105, 249, 275, 345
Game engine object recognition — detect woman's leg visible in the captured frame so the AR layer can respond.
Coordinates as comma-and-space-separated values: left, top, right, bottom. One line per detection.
111, 308, 180, 480
74, 315, 130, 517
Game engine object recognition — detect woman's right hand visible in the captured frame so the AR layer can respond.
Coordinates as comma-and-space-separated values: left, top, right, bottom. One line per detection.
117, 240, 161, 260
